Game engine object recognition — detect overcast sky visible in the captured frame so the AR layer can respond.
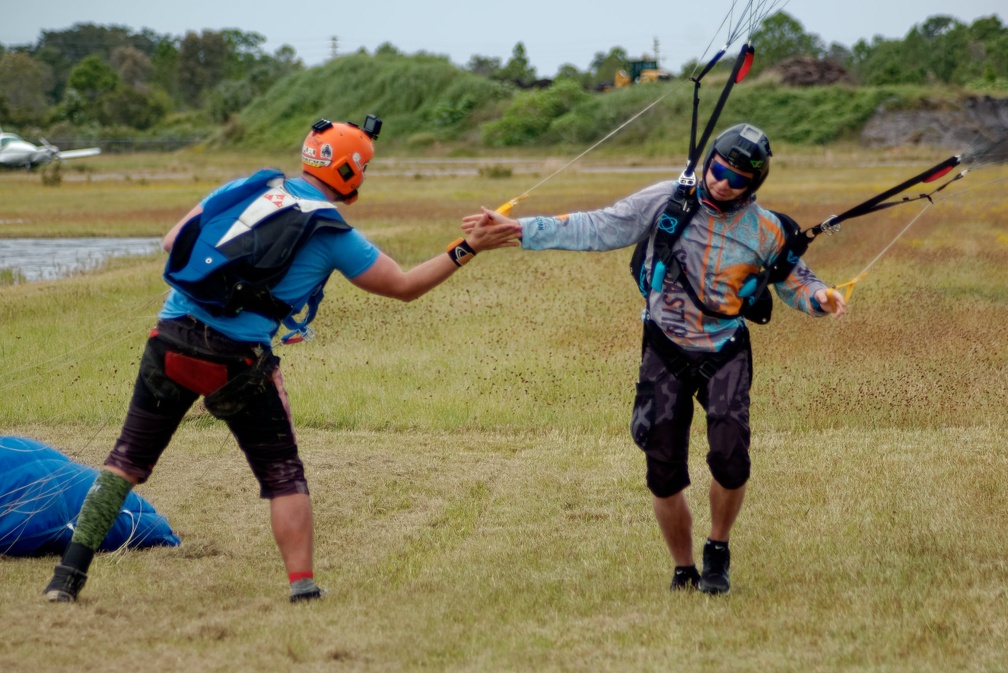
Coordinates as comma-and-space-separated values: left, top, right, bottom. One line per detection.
2, 1, 1005, 77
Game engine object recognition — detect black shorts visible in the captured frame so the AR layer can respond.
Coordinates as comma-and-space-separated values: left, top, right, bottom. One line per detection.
630, 325, 752, 496
104, 316, 308, 499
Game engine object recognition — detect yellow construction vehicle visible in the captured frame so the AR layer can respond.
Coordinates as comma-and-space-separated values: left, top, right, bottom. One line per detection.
614, 57, 672, 87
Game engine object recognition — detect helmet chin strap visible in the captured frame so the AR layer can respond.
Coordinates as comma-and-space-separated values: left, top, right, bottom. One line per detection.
305, 172, 356, 204
700, 196, 727, 213
697, 176, 742, 213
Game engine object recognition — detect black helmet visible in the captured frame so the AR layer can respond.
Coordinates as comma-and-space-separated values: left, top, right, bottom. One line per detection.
703, 123, 772, 200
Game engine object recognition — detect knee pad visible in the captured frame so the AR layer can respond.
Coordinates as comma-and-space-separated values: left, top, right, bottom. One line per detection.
707, 450, 750, 490
645, 455, 689, 498
705, 409, 751, 490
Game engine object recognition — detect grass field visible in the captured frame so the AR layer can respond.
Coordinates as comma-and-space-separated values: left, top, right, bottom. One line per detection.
1, 148, 1006, 673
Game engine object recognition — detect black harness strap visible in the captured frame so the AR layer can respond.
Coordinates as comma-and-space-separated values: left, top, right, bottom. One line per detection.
631, 184, 697, 297
732, 211, 807, 324
644, 319, 750, 381
631, 187, 801, 325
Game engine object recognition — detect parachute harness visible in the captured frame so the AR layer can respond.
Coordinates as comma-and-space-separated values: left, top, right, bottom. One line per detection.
643, 41, 760, 305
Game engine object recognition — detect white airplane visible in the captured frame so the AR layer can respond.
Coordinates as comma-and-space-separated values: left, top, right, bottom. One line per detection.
0, 126, 101, 169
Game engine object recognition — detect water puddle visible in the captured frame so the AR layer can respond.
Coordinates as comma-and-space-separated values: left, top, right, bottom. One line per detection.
0, 237, 162, 282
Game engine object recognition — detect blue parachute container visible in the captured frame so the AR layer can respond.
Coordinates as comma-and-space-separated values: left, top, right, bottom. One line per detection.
0, 436, 180, 556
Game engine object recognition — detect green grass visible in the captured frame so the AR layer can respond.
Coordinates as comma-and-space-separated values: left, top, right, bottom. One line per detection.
1, 150, 1007, 672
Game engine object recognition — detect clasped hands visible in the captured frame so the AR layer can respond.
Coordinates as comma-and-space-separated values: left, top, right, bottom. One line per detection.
461, 206, 522, 252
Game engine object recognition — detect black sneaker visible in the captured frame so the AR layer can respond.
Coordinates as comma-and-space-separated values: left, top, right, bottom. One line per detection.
699, 539, 731, 595
44, 564, 88, 603
670, 565, 701, 591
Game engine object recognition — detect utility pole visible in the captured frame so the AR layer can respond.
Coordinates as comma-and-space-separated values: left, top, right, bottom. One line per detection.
330, 36, 338, 61
653, 36, 661, 68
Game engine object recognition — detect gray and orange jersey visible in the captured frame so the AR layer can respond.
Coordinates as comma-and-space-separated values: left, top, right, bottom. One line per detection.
519, 179, 829, 353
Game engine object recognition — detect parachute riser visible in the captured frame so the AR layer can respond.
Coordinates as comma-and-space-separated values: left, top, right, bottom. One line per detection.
801, 155, 971, 303
685, 43, 756, 178
808, 154, 963, 240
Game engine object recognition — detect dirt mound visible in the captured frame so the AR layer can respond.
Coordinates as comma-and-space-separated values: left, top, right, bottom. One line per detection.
860, 95, 1008, 149
771, 56, 854, 87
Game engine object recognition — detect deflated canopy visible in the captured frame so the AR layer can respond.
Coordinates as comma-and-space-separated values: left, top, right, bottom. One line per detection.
0, 436, 180, 557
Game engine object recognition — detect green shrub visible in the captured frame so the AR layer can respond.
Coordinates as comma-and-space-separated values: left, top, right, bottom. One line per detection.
480, 80, 590, 146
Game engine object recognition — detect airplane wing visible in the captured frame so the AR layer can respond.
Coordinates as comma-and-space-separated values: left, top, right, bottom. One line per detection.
57, 148, 102, 160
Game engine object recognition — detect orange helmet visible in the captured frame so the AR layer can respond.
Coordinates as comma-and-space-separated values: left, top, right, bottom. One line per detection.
301, 116, 381, 203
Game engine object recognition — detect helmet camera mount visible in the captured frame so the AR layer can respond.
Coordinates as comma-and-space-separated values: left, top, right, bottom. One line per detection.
309, 115, 382, 141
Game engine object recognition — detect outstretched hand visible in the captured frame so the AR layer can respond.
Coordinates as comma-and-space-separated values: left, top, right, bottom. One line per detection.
815, 287, 847, 318
462, 206, 523, 252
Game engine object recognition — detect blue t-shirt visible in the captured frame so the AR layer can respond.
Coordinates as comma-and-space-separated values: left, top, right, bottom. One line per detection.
160, 176, 380, 344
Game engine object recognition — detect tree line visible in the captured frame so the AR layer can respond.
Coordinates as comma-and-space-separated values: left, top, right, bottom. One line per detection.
749, 12, 1008, 86
0, 24, 302, 135
1, 11, 1005, 141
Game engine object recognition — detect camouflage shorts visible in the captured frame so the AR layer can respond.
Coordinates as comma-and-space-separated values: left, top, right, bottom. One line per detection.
630, 326, 752, 496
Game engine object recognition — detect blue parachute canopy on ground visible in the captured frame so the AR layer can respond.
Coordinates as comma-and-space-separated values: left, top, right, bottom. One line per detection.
0, 436, 180, 556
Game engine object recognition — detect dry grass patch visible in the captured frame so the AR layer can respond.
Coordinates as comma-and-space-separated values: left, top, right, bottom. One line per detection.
2, 424, 1005, 673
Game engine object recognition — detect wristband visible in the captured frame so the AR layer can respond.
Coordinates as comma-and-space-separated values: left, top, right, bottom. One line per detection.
446, 238, 476, 267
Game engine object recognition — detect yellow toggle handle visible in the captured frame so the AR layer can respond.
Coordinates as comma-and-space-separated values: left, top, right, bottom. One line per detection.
495, 193, 529, 216
831, 272, 868, 304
